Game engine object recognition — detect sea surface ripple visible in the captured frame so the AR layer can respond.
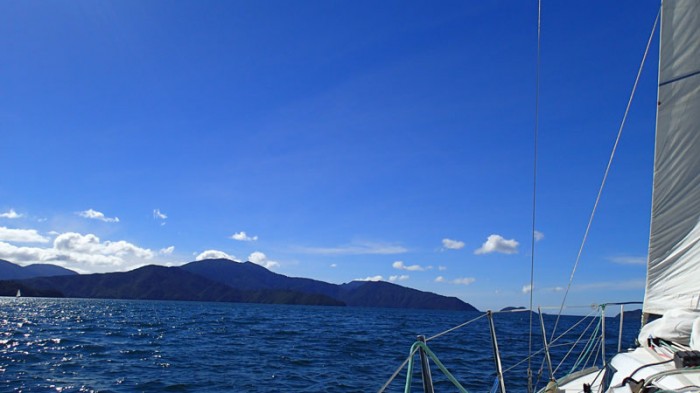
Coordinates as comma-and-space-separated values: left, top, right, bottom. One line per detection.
0, 298, 638, 392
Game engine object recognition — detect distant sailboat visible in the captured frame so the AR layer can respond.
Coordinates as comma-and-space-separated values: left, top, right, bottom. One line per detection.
16, 289, 21, 297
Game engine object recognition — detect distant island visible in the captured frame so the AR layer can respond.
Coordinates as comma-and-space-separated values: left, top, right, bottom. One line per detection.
0, 258, 478, 312
616, 308, 643, 321
500, 306, 526, 312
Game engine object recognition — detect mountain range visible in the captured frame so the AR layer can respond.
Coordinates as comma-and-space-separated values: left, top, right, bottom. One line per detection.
0, 258, 477, 311
0, 259, 77, 280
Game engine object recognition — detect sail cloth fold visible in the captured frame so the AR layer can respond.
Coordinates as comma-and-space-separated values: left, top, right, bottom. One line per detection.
638, 309, 700, 347
644, 0, 700, 316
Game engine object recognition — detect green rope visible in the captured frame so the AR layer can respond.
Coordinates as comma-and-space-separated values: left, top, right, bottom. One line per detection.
404, 341, 470, 393
569, 317, 602, 373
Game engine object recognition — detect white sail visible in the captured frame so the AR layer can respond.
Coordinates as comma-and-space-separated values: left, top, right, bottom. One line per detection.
644, 0, 700, 316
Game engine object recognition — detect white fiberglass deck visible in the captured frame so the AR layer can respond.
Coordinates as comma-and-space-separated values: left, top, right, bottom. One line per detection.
553, 347, 700, 393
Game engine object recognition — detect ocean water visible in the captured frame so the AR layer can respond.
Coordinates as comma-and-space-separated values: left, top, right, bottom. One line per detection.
0, 298, 639, 392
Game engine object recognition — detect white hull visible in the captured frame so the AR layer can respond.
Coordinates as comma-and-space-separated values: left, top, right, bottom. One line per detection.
551, 346, 700, 393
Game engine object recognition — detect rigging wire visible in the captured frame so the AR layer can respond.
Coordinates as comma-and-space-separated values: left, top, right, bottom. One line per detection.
555, 312, 600, 374
549, 7, 661, 342
527, 1, 542, 392
376, 346, 420, 393
378, 313, 487, 392
426, 313, 488, 342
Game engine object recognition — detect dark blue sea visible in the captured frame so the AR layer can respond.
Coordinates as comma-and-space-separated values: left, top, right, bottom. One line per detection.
0, 298, 640, 392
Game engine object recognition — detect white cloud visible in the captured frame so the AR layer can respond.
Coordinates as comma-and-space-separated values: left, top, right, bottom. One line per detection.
438, 266, 447, 271
0, 242, 47, 261
435, 275, 475, 285
534, 231, 544, 241
474, 234, 519, 255
248, 251, 279, 269
0, 242, 67, 266
231, 231, 258, 242
392, 260, 426, 271
0, 232, 154, 270
452, 277, 476, 285
389, 275, 409, 282
0, 209, 22, 219
330, 263, 337, 268
0, 227, 50, 243
159, 246, 175, 255
442, 238, 465, 250
608, 256, 646, 265
196, 250, 235, 261
523, 284, 565, 294
77, 209, 120, 223
355, 275, 383, 282
294, 242, 407, 255
54, 233, 153, 259
153, 209, 168, 220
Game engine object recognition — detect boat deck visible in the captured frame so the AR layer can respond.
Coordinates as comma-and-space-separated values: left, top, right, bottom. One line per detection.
554, 367, 602, 393
551, 347, 700, 393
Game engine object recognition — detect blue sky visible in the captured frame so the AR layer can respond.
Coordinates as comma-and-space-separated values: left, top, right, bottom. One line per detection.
0, 1, 660, 311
